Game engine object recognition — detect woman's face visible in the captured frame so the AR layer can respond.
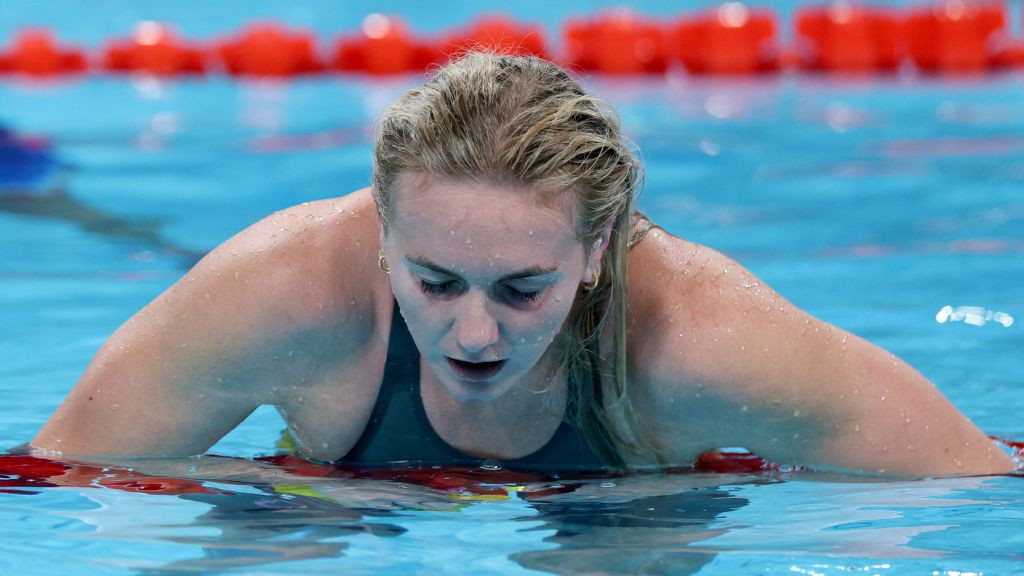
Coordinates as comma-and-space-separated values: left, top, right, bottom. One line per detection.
381, 174, 604, 402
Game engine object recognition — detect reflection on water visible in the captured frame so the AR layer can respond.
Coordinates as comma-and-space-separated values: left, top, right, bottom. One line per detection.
1, 453, 1021, 574
0, 188, 204, 267
513, 481, 750, 575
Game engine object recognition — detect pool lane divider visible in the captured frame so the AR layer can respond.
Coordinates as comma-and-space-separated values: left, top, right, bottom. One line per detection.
1, 2, 1023, 78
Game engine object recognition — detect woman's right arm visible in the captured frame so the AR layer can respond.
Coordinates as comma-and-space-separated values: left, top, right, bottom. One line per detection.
32, 197, 380, 459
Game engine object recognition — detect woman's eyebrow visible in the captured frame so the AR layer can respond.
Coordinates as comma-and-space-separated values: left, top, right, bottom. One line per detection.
405, 254, 558, 281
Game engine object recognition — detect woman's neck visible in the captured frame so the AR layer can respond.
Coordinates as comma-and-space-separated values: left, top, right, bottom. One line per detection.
419, 340, 569, 460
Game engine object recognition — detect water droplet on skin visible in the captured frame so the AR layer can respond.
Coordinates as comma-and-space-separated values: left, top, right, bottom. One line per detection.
854, 424, 861, 432
465, 238, 472, 245
954, 458, 964, 468
479, 460, 502, 471
741, 405, 748, 412
792, 410, 801, 417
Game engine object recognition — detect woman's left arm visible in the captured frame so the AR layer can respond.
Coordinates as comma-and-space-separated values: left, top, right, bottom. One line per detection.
626, 233, 1015, 476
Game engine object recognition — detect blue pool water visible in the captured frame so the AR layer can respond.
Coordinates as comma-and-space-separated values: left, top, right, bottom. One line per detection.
3, 3, 1024, 575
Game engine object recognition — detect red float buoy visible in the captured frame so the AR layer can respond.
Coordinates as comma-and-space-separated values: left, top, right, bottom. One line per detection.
439, 14, 548, 59
694, 449, 777, 473
330, 14, 438, 75
563, 9, 669, 75
673, 2, 780, 75
796, 3, 901, 73
217, 23, 324, 78
103, 22, 206, 76
2, 29, 87, 76
904, 0, 1009, 73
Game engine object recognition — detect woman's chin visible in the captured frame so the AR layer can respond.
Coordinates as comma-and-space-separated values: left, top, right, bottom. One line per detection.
439, 376, 515, 402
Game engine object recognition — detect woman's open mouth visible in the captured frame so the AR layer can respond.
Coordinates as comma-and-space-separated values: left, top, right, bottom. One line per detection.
446, 357, 508, 382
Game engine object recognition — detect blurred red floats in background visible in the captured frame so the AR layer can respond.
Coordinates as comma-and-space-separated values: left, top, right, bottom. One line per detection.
0, 29, 86, 75
564, 10, 669, 74
796, 3, 901, 72
217, 23, 323, 77
2, 1, 1024, 79
331, 14, 437, 75
674, 2, 780, 74
103, 22, 205, 76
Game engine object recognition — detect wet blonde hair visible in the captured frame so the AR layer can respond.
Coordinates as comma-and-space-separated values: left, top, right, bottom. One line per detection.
373, 52, 655, 468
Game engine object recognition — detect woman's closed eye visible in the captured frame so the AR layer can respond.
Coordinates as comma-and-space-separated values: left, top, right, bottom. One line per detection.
500, 284, 541, 305
418, 279, 460, 296
417, 277, 543, 306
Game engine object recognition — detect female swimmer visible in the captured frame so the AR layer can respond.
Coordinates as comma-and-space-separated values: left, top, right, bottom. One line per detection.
31, 53, 1014, 476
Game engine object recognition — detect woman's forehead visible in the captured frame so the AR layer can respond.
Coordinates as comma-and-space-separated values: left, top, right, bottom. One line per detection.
387, 175, 585, 265
391, 173, 579, 228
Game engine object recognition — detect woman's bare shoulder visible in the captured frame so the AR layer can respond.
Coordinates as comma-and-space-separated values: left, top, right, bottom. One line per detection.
195, 188, 390, 332
29, 190, 392, 458
626, 228, 758, 351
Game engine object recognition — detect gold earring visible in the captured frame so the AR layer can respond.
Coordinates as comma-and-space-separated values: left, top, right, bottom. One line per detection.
378, 249, 390, 274
582, 265, 600, 291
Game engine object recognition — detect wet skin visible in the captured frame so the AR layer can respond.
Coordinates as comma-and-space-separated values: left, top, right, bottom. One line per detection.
380, 174, 606, 403
30, 178, 1016, 475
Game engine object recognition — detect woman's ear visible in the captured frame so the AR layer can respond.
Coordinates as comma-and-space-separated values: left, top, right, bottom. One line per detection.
584, 221, 614, 282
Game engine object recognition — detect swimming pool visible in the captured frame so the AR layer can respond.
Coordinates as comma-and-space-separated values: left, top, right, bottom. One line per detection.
3, 3, 1024, 575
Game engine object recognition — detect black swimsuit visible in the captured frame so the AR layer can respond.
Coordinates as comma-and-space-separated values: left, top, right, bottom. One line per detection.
338, 303, 603, 471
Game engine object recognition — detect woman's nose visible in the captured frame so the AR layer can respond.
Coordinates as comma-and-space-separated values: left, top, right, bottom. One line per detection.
454, 293, 499, 356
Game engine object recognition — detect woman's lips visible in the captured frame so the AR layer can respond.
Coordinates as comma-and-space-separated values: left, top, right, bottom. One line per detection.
446, 357, 508, 382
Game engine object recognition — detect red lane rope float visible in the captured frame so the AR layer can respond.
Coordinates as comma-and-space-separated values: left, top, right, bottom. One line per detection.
693, 449, 780, 473
905, 0, 1013, 73
4, 2, 1024, 79
217, 22, 323, 78
563, 9, 669, 74
438, 14, 549, 60
674, 2, 780, 75
0, 29, 86, 76
331, 14, 438, 75
103, 22, 206, 76
0, 454, 229, 495
796, 3, 901, 73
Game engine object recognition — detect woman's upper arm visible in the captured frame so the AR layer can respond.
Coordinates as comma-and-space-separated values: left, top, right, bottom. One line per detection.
629, 237, 1014, 476
31, 200, 376, 459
